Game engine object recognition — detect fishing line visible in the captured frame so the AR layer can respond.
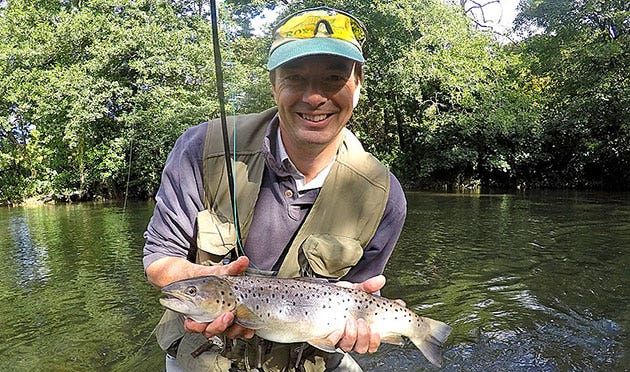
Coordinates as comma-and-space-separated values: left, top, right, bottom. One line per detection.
209, 0, 245, 257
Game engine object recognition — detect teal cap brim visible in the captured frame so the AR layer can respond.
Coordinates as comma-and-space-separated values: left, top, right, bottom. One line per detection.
267, 38, 364, 70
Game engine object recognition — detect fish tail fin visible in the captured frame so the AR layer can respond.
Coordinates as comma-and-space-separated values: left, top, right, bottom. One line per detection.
409, 318, 452, 367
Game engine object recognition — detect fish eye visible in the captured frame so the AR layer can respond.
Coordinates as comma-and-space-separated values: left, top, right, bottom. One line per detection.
185, 286, 198, 296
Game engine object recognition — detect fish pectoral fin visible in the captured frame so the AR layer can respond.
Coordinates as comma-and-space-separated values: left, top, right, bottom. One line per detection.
234, 305, 264, 329
380, 334, 405, 346
306, 338, 338, 353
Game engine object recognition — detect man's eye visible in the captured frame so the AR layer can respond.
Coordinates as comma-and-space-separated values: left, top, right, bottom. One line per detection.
326, 75, 346, 82
286, 75, 304, 82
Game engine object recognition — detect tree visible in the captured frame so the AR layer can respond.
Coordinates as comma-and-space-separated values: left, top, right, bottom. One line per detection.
0, 0, 225, 201
516, 0, 630, 188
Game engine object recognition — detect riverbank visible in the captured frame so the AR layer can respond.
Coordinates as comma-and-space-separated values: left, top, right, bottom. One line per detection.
1, 190, 102, 207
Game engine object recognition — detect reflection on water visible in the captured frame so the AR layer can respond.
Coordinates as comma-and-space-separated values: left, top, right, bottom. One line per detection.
0, 202, 163, 371
356, 192, 628, 371
0, 193, 628, 371
9, 216, 51, 286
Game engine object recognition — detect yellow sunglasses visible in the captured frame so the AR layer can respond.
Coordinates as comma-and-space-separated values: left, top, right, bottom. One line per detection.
270, 7, 367, 52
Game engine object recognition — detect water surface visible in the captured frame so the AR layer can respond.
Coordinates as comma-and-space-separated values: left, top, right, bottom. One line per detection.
0, 192, 627, 371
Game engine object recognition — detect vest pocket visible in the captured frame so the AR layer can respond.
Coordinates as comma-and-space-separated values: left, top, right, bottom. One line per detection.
300, 234, 363, 279
196, 209, 237, 264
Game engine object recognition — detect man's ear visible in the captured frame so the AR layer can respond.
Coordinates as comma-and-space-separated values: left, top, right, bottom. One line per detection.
271, 83, 279, 104
353, 82, 361, 108
269, 70, 279, 104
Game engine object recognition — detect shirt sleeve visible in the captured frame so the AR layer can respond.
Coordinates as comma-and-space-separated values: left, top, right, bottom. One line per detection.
341, 172, 407, 283
142, 123, 207, 272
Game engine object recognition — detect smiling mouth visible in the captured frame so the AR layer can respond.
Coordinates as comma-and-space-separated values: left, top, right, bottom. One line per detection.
300, 113, 331, 122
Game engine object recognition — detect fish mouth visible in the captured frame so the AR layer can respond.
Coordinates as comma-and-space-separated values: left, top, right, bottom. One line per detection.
159, 296, 193, 314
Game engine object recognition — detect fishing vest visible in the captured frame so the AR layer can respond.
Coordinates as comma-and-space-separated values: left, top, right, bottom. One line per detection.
155, 107, 390, 371
196, 107, 391, 278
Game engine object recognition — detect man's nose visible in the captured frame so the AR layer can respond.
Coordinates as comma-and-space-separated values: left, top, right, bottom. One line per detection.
302, 82, 327, 107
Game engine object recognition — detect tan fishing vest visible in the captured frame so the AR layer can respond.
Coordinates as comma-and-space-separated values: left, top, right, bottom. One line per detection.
155, 108, 390, 371
196, 107, 390, 278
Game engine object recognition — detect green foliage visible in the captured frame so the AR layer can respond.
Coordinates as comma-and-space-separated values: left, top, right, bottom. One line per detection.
516, 0, 630, 189
1, 0, 222, 202
1, 0, 628, 203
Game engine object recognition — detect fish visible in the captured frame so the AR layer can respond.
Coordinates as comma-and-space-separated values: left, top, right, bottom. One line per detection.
160, 275, 452, 367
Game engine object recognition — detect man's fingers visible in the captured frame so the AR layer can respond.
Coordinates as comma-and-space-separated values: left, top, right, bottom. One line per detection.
202, 312, 235, 338
353, 319, 370, 354
338, 319, 357, 352
326, 329, 344, 347
224, 323, 255, 339
368, 328, 381, 353
335, 275, 386, 294
183, 317, 208, 333
183, 313, 234, 338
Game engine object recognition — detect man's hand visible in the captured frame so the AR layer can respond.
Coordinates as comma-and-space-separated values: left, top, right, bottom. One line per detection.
147, 255, 254, 339
183, 312, 255, 339
328, 275, 387, 354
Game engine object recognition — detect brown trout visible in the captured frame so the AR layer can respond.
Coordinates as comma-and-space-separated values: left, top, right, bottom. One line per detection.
160, 275, 452, 367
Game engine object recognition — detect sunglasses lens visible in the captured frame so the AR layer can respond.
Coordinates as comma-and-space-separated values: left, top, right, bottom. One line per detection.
267, 7, 367, 70
275, 7, 366, 46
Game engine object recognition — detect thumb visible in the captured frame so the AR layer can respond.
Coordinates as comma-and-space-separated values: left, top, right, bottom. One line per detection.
217, 256, 250, 276
355, 275, 386, 294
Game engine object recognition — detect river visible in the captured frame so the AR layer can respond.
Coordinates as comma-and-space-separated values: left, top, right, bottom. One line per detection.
0, 192, 627, 371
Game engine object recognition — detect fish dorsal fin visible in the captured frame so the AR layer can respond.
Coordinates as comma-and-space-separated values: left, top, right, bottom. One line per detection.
306, 337, 338, 353
234, 305, 264, 329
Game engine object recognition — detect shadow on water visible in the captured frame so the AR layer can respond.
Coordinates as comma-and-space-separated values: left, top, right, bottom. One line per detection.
0, 192, 628, 371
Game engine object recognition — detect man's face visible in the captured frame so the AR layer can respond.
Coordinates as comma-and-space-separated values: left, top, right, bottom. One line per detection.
271, 55, 361, 156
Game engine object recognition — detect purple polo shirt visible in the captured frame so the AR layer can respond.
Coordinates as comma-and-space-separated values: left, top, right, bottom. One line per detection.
143, 115, 407, 283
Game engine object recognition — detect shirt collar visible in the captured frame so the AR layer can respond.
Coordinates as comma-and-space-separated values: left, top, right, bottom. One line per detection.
276, 126, 335, 193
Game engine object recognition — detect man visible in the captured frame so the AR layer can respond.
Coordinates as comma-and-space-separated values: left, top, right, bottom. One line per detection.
143, 7, 407, 371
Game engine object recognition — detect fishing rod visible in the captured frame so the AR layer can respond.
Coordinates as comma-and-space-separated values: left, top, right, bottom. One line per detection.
209, 0, 244, 257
